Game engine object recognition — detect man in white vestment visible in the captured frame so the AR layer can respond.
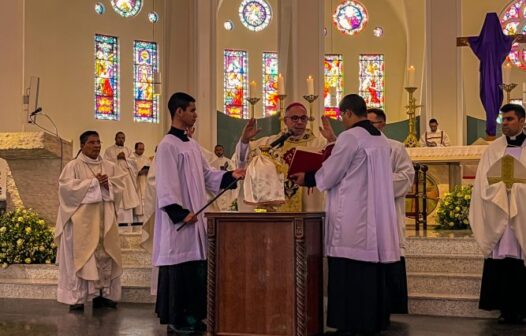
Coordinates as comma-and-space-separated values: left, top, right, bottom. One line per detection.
130, 142, 151, 223
419, 118, 451, 147
55, 130, 125, 311
469, 103, 526, 323
103, 131, 140, 225
234, 102, 336, 212
291, 94, 400, 335
368, 108, 415, 315
209, 145, 237, 211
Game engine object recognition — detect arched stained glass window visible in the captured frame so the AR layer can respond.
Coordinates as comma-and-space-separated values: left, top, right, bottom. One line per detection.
94, 34, 119, 120
333, 0, 368, 36
133, 41, 159, 123
324, 54, 344, 119
224, 49, 249, 119
111, 0, 143, 18
262, 52, 278, 116
500, 0, 526, 70
359, 54, 384, 109
239, 0, 272, 32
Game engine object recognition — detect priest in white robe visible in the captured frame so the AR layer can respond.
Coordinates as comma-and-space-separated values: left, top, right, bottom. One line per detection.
130, 142, 151, 223
103, 131, 140, 225
419, 118, 451, 147
469, 103, 526, 323
209, 144, 237, 211
233, 102, 335, 212
153, 92, 245, 334
291, 94, 400, 335
55, 130, 125, 311
368, 108, 415, 315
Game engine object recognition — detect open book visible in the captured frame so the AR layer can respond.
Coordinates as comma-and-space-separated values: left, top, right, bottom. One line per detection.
287, 143, 335, 178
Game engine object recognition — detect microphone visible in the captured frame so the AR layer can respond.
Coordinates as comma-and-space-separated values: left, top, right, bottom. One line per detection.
270, 131, 293, 149
30, 107, 42, 116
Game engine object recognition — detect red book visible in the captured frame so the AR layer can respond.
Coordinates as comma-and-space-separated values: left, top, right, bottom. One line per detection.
287, 143, 335, 178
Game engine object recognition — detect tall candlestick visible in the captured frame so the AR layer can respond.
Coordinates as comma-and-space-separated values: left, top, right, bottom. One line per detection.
329, 86, 337, 106
407, 65, 416, 87
250, 80, 257, 98
503, 63, 512, 84
278, 73, 285, 95
307, 75, 314, 95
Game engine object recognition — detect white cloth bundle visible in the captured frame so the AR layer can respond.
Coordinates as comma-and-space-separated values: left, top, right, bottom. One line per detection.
243, 151, 285, 206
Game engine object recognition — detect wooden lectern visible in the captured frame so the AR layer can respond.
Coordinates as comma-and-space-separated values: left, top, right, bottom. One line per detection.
206, 212, 324, 336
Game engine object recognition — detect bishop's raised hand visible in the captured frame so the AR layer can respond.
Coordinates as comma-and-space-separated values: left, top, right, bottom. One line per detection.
319, 116, 337, 143
241, 118, 262, 144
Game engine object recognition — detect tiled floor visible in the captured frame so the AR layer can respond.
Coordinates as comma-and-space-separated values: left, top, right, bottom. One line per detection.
0, 298, 524, 336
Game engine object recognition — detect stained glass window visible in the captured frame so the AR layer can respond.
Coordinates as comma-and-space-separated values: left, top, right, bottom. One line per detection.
239, 0, 272, 32
324, 54, 344, 119
333, 0, 368, 36
94, 34, 119, 121
111, 0, 142, 18
133, 41, 159, 123
224, 49, 248, 119
262, 52, 278, 116
359, 54, 384, 109
500, 0, 526, 70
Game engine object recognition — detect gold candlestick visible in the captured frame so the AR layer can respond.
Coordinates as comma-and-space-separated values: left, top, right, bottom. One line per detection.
499, 83, 518, 103
403, 87, 422, 148
278, 94, 287, 131
246, 97, 261, 119
302, 95, 319, 126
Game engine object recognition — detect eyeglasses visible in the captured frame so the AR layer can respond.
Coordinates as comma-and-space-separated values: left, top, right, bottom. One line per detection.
286, 115, 308, 122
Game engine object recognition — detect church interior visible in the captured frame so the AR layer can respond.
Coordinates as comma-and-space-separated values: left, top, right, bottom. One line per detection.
1, 0, 526, 335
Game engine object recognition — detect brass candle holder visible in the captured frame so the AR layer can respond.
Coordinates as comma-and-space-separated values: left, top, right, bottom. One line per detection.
303, 95, 319, 129
499, 83, 518, 103
278, 94, 287, 131
403, 87, 422, 148
246, 97, 261, 119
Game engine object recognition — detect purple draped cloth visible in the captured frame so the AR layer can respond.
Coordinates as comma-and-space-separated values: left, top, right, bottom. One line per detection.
468, 13, 513, 136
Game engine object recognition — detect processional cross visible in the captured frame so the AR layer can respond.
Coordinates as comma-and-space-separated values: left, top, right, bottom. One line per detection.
456, 13, 515, 138
487, 155, 526, 191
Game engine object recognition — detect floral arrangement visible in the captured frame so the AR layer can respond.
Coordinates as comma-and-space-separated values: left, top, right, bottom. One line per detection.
0, 208, 56, 268
435, 185, 473, 230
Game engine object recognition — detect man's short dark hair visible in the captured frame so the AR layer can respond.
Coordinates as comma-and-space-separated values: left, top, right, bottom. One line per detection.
367, 108, 386, 122
215, 144, 224, 149
501, 103, 526, 119
135, 142, 144, 150
168, 92, 196, 118
80, 130, 99, 145
429, 118, 438, 124
339, 94, 367, 117
115, 131, 125, 138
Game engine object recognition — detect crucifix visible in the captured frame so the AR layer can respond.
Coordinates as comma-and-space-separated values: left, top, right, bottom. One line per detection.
487, 155, 526, 191
456, 13, 514, 138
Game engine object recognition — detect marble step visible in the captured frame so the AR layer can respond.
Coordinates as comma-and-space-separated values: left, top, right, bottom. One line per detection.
405, 254, 484, 274
407, 272, 481, 297
119, 232, 143, 249
406, 237, 482, 256
122, 248, 152, 267
0, 278, 155, 303
408, 293, 497, 318
0, 264, 153, 287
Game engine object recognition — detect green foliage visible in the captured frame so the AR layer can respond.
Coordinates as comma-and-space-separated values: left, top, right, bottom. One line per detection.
0, 208, 56, 268
436, 185, 473, 230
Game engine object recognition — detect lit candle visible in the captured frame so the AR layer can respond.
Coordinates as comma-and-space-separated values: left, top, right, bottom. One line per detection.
278, 73, 285, 95
307, 75, 314, 95
407, 65, 415, 87
250, 80, 257, 98
503, 63, 512, 84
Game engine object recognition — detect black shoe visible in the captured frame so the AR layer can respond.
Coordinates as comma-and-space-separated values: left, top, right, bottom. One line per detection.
69, 304, 84, 312
93, 296, 118, 309
167, 325, 196, 335
498, 312, 523, 324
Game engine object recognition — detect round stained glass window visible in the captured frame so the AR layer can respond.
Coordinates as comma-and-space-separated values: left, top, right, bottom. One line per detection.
148, 11, 159, 23
95, 2, 106, 15
110, 0, 143, 18
239, 0, 272, 32
224, 20, 234, 31
333, 0, 368, 36
373, 27, 383, 37
500, 0, 526, 70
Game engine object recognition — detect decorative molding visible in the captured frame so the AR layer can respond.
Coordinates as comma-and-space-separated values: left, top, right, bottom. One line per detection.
207, 218, 216, 336
294, 218, 306, 336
